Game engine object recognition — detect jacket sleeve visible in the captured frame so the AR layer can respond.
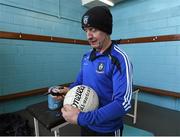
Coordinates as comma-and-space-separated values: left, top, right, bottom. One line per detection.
69, 70, 83, 89
77, 53, 133, 126
69, 55, 85, 89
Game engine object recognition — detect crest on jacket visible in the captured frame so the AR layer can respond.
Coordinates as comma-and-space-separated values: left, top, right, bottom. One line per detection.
96, 62, 104, 73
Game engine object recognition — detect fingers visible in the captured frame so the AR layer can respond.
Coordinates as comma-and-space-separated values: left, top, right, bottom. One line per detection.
51, 87, 69, 100
61, 105, 71, 115
49, 86, 69, 94
55, 87, 69, 95
59, 87, 69, 94
63, 104, 72, 110
61, 105, 80, 124
55, 95, 65, 100
61, 104, 73, 111
61, 106, 65, 113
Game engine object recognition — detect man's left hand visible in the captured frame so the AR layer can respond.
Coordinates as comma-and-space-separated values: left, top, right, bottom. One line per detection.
61, 104, 80, 124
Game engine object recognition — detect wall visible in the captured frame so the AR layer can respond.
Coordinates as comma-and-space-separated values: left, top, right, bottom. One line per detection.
111, 0, 180, 111
0, 0, 89, 113
1, 0, 180, 113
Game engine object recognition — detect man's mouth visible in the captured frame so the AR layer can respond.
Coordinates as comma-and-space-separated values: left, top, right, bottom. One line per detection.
89, 40, 97, 45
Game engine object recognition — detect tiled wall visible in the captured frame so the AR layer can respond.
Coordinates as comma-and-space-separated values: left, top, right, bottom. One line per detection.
1, 0, 180, 113
111, 0, 180, 111
0, 0, 89, 113
0, 0, 86, 38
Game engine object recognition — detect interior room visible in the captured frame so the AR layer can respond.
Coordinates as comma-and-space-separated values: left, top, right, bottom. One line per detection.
0, 0, 180, 136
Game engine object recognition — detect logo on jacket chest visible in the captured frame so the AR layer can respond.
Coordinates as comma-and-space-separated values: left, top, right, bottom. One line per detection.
96, 62, 105, 73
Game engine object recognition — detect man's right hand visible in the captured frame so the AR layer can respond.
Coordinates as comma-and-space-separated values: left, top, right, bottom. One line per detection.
48, 86, 69, 100
54, 87, 69, 100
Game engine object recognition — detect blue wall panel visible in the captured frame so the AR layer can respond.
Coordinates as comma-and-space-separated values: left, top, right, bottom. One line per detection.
112, 0, 180, 111
1, 0, 180, 113
0, 0, 88, 113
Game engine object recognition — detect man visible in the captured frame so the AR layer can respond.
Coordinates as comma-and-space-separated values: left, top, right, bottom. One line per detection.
58, 6, 133, 136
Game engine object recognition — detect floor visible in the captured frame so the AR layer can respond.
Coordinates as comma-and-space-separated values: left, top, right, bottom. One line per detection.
124, 100, 180, 136
11, 100, 180, 136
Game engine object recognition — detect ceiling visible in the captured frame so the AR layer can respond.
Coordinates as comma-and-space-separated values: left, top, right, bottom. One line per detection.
112, 0, 125, 4
81, 0, 125, 8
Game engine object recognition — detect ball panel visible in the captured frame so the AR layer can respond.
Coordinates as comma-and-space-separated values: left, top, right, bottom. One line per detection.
63, 85, 99, 112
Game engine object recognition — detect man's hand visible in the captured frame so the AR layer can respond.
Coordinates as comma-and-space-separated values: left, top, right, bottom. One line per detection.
61, 104, 80, 124
52, 87, 69, 100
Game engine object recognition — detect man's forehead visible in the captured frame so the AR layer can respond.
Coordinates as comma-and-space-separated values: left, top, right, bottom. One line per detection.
84, 27, 97, 31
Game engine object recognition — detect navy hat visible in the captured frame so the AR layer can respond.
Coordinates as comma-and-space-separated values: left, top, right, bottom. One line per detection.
81, 6, 113, 35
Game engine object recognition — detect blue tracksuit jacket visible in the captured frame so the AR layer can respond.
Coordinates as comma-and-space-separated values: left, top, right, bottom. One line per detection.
69, 41, 133, 133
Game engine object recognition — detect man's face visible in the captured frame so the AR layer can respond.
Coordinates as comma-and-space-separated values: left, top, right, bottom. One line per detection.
84, 27, 107, 51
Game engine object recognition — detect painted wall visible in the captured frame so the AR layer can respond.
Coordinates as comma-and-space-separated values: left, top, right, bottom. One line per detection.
0, 0, 89, 113
111, 0, 180, 111
1, 0, 180, 113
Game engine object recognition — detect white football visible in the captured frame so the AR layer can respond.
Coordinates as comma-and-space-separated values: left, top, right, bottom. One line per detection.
63, 85, 99, 112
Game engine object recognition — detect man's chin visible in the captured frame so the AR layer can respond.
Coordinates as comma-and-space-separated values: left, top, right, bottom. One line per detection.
90, 44, 99, 48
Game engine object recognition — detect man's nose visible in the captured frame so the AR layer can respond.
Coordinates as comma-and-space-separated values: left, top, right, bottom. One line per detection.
87, 31, 93, 40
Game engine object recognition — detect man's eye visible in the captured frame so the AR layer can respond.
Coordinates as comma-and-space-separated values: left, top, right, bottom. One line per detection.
91, 28, 96, 32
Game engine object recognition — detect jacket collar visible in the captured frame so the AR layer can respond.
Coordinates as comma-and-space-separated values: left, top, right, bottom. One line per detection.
89, 41, 114, 61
